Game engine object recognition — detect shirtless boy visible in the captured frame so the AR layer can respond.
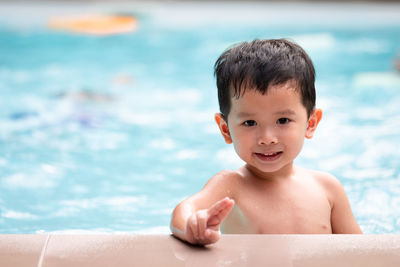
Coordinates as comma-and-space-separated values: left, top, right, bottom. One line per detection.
170, 39, 362, 245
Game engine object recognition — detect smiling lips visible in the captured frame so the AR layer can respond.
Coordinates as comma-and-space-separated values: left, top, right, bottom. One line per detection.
254, 151, 283, 161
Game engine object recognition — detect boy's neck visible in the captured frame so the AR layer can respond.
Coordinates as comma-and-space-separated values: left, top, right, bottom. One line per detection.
242, 163, 296, 183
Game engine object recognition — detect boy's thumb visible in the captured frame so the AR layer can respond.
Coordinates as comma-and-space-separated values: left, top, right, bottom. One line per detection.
205, 229, 220, 243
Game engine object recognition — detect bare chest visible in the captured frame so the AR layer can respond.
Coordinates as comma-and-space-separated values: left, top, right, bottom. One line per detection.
221, 183, 332, 234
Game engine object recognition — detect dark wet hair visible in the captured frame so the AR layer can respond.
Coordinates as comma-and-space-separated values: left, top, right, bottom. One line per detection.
214, 39, 316, 119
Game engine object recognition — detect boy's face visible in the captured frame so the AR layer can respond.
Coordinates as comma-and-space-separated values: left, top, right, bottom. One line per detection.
215, 82, 322, 175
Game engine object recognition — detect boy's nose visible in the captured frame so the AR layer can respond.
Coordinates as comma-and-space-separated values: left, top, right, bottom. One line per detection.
257, 129, 278, 145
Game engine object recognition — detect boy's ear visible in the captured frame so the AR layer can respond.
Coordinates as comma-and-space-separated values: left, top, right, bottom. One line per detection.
305, 109, 322, 139
215, 113, 232, 144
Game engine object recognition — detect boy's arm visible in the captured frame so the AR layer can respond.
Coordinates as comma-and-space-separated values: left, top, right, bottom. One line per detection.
323, 174, 362, 234
170, 197, 234, 245
170, 171, 237, 245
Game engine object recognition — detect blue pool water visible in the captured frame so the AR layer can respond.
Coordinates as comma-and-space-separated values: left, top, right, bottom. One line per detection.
1, 2, 400, 234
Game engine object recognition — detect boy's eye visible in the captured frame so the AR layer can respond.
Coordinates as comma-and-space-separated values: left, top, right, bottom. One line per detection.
243, 120, 257, 127
277, 118, 290, 125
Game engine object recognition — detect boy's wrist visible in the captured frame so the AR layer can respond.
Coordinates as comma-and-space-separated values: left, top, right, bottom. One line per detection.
170, 224, 185, 236
170, 223, 193, 244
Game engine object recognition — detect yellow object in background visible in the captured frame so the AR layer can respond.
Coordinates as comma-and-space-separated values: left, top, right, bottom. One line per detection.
49, 15, 138, 35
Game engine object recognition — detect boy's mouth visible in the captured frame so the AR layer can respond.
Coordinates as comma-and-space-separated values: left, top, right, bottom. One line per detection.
254, 151, 282, 161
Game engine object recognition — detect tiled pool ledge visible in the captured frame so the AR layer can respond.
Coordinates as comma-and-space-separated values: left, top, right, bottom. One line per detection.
0, 234, 399, 266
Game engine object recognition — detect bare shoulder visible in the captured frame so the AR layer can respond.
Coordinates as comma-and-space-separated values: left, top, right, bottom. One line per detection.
309, 169, 342, 188
204, 169, 243, 192
181, 169, 242, 211
306, 170, 362, 234
212, 169, 243, 180
306, 169, 346, 206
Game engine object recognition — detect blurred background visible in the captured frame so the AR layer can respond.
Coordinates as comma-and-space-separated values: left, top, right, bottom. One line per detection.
1, 0, 400, 234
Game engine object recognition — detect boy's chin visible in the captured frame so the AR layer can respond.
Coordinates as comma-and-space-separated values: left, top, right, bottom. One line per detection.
245, 163, 281, 174
245, 159, 293, 176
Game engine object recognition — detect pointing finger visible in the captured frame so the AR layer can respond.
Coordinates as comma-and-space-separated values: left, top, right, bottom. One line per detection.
207, 197, 234, 216
207, 197, 235, 227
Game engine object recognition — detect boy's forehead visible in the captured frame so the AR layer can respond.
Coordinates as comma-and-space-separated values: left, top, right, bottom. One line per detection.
229, 84, 305, 114
230, 80, 300, 98
230, 82, 301, 103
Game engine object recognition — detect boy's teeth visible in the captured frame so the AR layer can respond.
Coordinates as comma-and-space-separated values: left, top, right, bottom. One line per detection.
263, 152, 277, 156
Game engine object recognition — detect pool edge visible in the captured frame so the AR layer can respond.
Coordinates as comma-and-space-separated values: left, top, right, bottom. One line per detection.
0, 234, 399, 266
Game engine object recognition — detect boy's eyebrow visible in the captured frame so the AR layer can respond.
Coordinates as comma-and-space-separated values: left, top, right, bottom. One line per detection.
274, 109, 296, 116
237, 112, 256, 118
236, 109, 296, 118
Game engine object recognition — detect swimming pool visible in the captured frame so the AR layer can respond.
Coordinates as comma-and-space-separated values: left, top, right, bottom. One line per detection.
1, 1, 400, 234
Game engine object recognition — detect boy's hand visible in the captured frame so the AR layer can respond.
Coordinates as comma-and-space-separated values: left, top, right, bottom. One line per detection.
185, 197, 234, 245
